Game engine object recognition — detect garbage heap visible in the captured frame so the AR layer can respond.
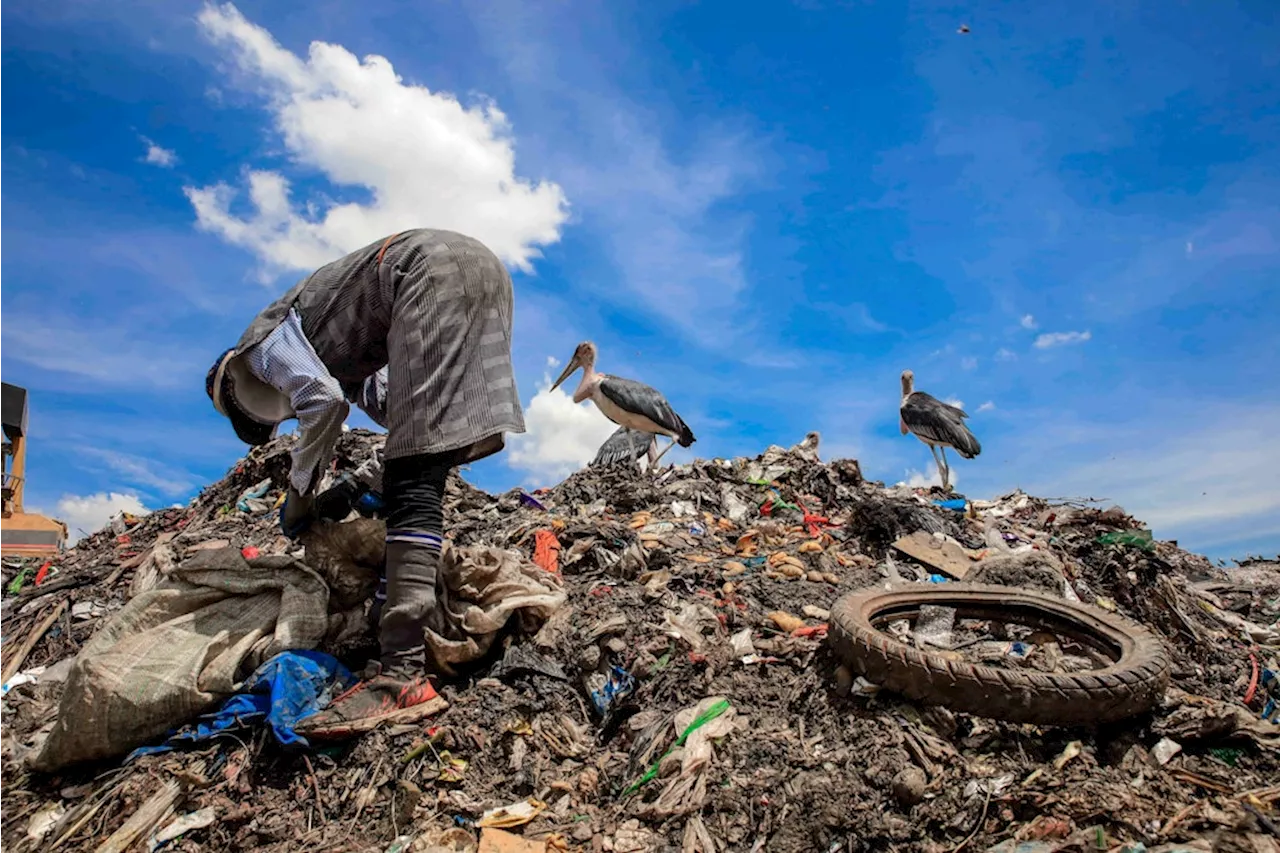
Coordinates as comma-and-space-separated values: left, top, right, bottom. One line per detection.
2, 430, 1278, 853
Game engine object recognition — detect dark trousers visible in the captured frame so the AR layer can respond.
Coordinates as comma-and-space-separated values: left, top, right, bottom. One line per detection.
379, 453, 452, 669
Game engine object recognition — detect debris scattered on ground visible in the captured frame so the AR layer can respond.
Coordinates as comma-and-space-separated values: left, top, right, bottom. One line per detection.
2, 429, 1278, 853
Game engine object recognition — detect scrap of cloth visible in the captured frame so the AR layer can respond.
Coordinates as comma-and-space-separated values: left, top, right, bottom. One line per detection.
29, 548, 333, 772
426, 542, 567, 675
128, 650, 357, 760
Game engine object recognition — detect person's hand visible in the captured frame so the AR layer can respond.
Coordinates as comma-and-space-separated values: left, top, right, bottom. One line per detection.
279, 487, 316, 539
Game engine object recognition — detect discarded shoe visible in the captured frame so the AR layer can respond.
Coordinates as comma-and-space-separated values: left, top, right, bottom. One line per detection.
295, 674, 447, 739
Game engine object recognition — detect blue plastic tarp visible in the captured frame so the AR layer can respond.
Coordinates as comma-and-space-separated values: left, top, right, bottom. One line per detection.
128, 650, 356, 760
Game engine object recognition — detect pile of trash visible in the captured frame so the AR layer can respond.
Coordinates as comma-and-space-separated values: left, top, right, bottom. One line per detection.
2, 430, 1278, 853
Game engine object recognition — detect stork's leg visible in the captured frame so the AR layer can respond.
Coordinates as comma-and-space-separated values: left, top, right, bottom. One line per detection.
928, 444, 945, 487
939, 447, 952, 493
627, 430, 637, 477
646, 438, 659, 472
650, 436, 677, 474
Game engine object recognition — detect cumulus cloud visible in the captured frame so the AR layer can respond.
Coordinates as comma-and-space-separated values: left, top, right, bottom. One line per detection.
944, 397, 965, 410
141, 136, 177, 168
901, 463, 955, 490
1020, 314, 1038, 330
187, 3, 568, 278
976, 401, 996, 413
1034, 330, 1092, 349
995, 347, 1018, 362
507, 371, 618, 484
57, 492, 149, 544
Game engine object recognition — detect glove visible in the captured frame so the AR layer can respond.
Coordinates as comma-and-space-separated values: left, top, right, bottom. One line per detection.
279, 487, 316, 539
314, 473, 363, 522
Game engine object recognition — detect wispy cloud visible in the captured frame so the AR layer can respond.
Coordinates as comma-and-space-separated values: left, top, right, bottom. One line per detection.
994, 348, 1018, 362
78, 447, 197, 497
976, 401, 996, 413
140, 136, 177, 168
1034, 330, 1092, 349
960, 357, 978, 371
187, 3, 568, 278
1011, 404, 1280, 553
1, 315, 202, 388
1020, 314, 1038, 330
466, 1, 775, 350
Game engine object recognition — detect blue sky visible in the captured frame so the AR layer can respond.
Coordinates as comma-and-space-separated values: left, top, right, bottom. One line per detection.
3, 1, 1278, 558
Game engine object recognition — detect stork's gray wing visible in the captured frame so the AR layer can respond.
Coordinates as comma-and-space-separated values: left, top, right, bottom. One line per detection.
901, 392, 982, 458
592, 427, 653, 467
598, 376, 695, 446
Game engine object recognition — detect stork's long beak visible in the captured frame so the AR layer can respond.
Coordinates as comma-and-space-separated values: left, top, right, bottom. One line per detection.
551, 356, 580, 392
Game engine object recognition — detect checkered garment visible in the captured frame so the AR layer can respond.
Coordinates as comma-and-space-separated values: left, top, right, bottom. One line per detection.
232, 230, 525, 488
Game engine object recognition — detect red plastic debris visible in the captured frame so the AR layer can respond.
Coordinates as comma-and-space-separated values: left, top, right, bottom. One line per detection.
241, 546, 261, 560
33, 560, 53, 586
1245, 653, 1261, 705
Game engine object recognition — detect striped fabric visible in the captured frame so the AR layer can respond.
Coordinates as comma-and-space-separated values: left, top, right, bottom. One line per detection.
242, 309, 388, 494
380, 232, 525, 461
386, 529, 444, 549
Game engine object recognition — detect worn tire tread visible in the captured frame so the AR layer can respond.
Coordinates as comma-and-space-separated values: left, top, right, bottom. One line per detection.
829, 584, 1171, 725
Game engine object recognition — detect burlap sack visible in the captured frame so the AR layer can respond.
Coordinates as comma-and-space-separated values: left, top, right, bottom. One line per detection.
29, 548, 330, 771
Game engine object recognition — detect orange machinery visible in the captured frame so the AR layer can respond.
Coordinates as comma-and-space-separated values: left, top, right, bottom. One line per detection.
2, 382, 68, 557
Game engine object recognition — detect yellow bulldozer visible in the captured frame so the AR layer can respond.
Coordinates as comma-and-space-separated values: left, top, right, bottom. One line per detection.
2, 382, 68, 557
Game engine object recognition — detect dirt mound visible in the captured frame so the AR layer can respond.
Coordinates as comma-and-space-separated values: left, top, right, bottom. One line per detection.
2, 431, 1277, 853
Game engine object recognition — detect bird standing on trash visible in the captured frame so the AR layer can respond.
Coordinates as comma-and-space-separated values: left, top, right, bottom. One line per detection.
592, 426, 659, 471
206, 229, 525, 736
899, 369, 981, 493
551, 341, 695, 470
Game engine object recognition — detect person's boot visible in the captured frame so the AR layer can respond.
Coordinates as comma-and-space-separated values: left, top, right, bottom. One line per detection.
294, 650, 442, 740
295, 534, 445, 740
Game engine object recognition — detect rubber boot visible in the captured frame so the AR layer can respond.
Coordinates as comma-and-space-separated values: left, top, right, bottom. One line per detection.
369, 563, 388, 632
379, 532, 445, 674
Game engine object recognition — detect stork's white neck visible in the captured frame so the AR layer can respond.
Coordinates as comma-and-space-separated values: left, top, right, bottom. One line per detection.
573, 368, 602, 404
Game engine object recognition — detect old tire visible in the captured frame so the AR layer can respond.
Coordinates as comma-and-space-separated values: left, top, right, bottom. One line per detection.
829, 584, 1171, 725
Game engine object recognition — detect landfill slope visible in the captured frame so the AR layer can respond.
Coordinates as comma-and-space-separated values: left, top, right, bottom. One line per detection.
2, 430, 1278, 853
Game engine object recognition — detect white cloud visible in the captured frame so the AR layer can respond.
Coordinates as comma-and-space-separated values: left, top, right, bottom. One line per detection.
960, 357, 978, 371
546, 355, 562, 369
944, 397, 965, 410
900, 462, 957, 490
79, 448, 195, 497
141, 136, 177, 168
507, 371, 618, 484
995, 347, 1018, 362
1034, 329, 1092, 349
1020, 314, 1038, 329
56, 492, 149, 545
187, 3, 568, 278
976, 401, 996, 413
